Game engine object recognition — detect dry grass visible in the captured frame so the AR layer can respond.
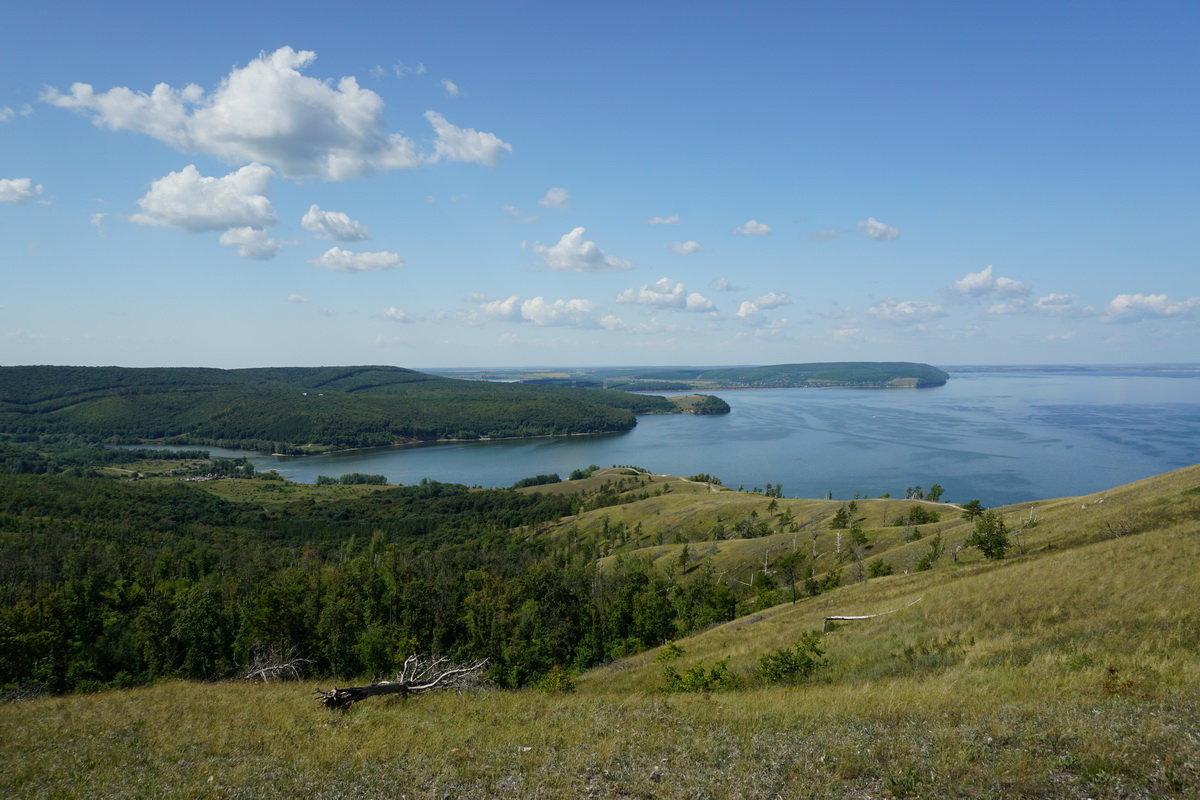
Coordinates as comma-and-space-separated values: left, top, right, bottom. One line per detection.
4, 464, 1199, 798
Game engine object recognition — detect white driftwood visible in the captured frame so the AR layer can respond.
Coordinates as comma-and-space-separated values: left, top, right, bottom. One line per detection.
823, 597, 923, 633
314, 654, 488, 710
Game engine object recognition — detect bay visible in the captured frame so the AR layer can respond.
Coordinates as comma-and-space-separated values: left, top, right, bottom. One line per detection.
190, 369, 1200, 507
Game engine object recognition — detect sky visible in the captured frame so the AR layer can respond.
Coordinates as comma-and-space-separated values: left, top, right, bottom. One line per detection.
1, 1, 1197, 369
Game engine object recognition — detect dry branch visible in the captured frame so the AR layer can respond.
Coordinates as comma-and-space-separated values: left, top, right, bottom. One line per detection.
823, 597, 924, 633
314, 654, 488, 710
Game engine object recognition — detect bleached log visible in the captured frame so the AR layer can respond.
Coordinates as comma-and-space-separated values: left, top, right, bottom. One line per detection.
822, 597, 923, 633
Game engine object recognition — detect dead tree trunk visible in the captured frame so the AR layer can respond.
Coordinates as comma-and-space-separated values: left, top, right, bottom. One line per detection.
314, 654, 488, 710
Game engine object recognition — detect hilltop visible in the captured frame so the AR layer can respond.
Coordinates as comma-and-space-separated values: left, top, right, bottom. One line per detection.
0, 365, 725, 453
468, 361, 950, 390
1, 458, 1198, 797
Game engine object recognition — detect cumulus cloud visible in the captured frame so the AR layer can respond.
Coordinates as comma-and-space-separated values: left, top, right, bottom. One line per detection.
1033, 293, 1079, 314
0, 177, 43, 205
616, 277, 715, 312
754, 291, 791, 310
44, 47, 509, 180
130, 163, 275, 232
734, 219, 771, 235
856, 217, 900, 242
711, 277, 742, 292
735, 301, 760, 319
311, 246, 403, 272
646, 214, 680, 225
1103, 293, 1200, 322
301, 204, 369, 241
867, 298, 946, 325
383, 306, 413, 322
471, 294, 598, 326
532, 227, 633, 272
539, 187, 570, 208
423, 111, 511, 167
287, 294, 310, 303
441, 79, 460, 97
670, 240, 703, 255
952, 265, 1030, 299
219, 226, 280, 259
987, 300, 1026, 315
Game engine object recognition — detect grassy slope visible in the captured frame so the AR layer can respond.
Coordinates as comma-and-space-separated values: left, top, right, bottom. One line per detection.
3, 465, 1199, 799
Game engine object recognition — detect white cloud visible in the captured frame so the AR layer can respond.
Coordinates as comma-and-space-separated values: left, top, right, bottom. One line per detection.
130, 163, 275, 232
286, 294, 310, 303
441, 79, 460, 97
301, 204, 369, 241
521, 296, 597, 326
616, 277, 715, 312
1103, 293, 1200, 322
45, 47, 509, 180
952, 265, 1030, 299
735, 301, 759, 319
383, 306, 414, 322
711, 277, 742, 292
987, 300, 1026, 315
754, 291, 791, 310
646, 214, 680, 225
539, 187, 570, 208
423, 111, 511, 167
0, 177, 43, 205
1033, 293, 1078, 314
734, 219, 771, 235
90, 212, 106, 228
311, 246, 403, 272
478, 295, 523, 321
857, 217, 900, 242
470, 294, 598, 327
867, 298, 946, 324
219, 226, 280, 259
670, 240, 703, 255
0, 105, 32, 122
1045, 332, 1078, 342
532, 227, 633, 272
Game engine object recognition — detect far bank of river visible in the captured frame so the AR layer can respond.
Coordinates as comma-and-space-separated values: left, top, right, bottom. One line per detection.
181, 369, 1200, 507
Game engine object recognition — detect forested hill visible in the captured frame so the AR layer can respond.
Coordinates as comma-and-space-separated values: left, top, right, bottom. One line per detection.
0, 365, 681, 452
623, 361, 949, 389
519, 361, 950, 390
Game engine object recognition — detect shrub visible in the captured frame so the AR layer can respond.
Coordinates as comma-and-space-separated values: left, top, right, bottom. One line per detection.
758, 631, 824, 684
867, 559, 894, 578
661, 658, 741, 692
536, 665, 576, 694
654, 642, 685, 662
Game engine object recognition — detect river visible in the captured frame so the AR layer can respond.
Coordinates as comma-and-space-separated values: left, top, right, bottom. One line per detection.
187, 368, 1200, 506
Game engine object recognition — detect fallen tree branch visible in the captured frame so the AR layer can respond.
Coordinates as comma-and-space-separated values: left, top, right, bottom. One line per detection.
314, 655, 488, 710
823, 597, 923, 633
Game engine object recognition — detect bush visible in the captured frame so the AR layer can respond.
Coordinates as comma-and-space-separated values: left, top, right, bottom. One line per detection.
654, 642, 685, 662
867, 559, 894, 578
661, 658, 741, 692
758, 631, 824, 684
536, 665, 576, 693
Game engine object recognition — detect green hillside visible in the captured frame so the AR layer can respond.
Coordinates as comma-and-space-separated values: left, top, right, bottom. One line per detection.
0, 365, 682, 452
1, 461, 1198, 797
623, 361, 950, 388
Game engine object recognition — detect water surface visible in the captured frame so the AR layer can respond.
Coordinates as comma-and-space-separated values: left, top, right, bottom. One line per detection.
193, 370, 1200, 506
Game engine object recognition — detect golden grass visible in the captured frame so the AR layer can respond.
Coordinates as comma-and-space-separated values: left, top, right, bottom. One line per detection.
4, 465, 1199, 798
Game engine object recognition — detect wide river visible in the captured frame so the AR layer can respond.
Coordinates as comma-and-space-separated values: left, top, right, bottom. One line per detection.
199, 369, 1200, 507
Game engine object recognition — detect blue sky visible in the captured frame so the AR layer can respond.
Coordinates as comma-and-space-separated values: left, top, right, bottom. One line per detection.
2, 1, 1197, 368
